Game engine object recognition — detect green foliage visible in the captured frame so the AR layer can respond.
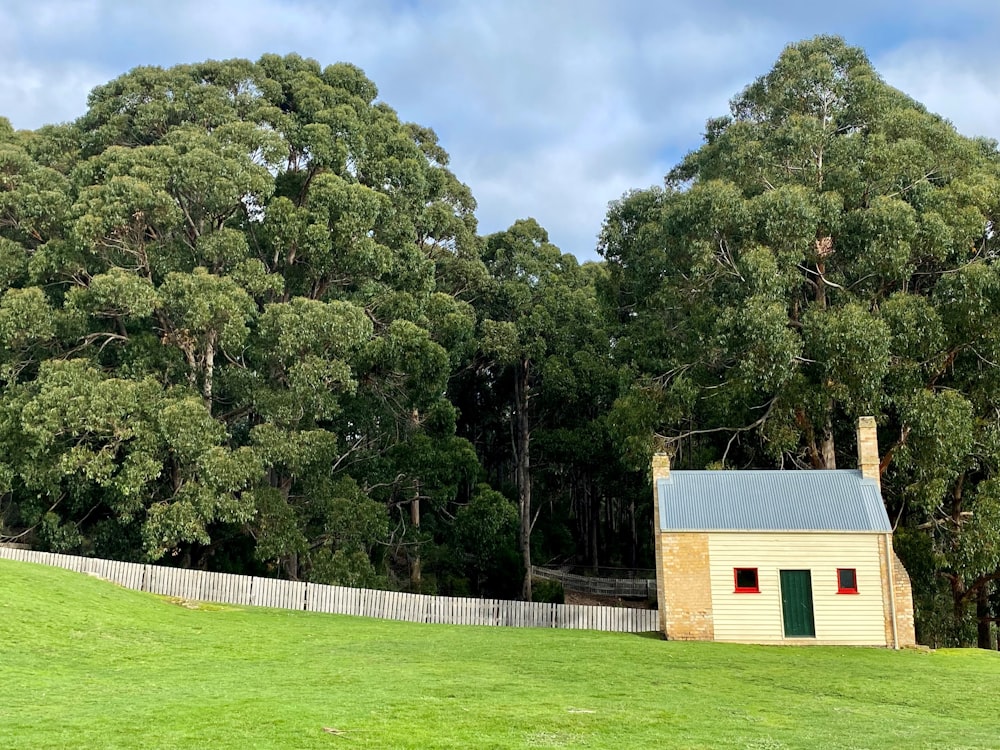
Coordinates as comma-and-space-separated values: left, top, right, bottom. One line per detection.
301, 477, 388, 587
0, 52, 498, 590
450, 485, 520, 595
0, 286, 57, 364
600, 35, 1000, 641
6, 38, 1000, 632
309, 547, 384, 588
0, 358, 262, 560
531, 579, 565, 604
159, 267, 256, 355
66, 268, 159, 320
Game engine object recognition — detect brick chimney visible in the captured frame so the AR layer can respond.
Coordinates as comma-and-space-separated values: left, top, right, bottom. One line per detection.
857, 416, 881, 491
652, 452, 671, 483
652, 452, 671, 635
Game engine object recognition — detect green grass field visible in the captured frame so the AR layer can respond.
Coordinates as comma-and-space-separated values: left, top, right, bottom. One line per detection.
1, 559, 997, 749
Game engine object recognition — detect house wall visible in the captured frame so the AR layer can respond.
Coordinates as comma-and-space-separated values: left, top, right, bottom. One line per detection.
652, 454, 670, 635
657, 530, 916, 646
659, 532, 714, 640
875, 537, 918, 648
653, 527, 667, 634
705, 532, 888, 645
891, 550, 917, 647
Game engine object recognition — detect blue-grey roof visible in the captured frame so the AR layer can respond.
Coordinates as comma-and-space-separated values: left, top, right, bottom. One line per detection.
657, 470, 891, 533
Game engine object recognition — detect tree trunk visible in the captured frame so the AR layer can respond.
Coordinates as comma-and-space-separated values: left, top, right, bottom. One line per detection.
815, 259, 828, 309
949, 575, 970, 647
629, 498, 637, 570
950, 475, 969, 644
202, 330, 216, 414
820, 414, 836, 469
284, 551, 299, 581
812, 262, 837, 466
410, 481, 421, 589
514, 358, 533, 600
588, 477, 600, 573
976, 584, 994, 650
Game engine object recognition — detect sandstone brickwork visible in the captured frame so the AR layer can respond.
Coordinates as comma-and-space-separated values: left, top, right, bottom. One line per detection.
878, 534, 893, 647
652, 453, 670, 635
878, 535, 918, 648
857, 416, 881, 491
891, 550, 917, 647
660, 532, 714, 640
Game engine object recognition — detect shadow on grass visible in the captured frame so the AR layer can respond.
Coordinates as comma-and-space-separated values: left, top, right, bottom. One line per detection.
632, 630, 665, 640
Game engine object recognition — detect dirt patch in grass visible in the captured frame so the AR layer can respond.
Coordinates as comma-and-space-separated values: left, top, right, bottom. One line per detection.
562, 591, 653, 608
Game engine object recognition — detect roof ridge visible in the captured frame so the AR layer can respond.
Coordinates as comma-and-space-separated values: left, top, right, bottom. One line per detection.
668, 468, 863, 474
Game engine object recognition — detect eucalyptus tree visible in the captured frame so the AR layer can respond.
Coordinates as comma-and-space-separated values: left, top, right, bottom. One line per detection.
457, 219, 618, 597
528, 262, 644, 572
0, 55, 487, 585
600, 36, 1000, 644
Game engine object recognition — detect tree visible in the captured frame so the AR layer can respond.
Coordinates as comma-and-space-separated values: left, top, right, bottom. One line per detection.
0, 54, 488, 589
458, 219, 613, 597
600, 36, 1000, 645
0, 358, 260, 559
528, 265, 643, 573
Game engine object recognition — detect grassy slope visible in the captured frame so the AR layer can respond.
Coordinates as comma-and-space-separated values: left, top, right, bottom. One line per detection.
0, 560, 996, 750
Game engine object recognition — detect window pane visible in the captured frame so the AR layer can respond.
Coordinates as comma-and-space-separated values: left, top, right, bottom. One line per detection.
838, 568, 857, 592
735, 568, 758, 591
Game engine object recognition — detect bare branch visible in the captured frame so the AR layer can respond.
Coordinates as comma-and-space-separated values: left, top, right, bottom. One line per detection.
656, 397, 776, 447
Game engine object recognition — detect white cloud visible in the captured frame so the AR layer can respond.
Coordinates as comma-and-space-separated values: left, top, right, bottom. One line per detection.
3, 0, 101, 39
0, 60, 108, 129
877, 42, 1000, 142
2, 0, 1000, 261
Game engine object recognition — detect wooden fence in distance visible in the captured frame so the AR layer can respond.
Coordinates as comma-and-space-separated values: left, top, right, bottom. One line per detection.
0, 547, 659, 633
532, 565, 655, 598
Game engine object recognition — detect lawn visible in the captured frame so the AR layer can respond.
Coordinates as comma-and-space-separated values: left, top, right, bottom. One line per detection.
0, 559, 996, 749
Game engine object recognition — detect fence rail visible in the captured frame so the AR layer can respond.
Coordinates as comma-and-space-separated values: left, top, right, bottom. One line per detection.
0, 547, 659, 633
532, 565, 655, 598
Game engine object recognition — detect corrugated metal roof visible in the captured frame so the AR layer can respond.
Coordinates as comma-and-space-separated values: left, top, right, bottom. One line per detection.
657, 469, 891, 533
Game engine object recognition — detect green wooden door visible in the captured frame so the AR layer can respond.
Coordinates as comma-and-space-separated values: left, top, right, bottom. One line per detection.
780, 570, 815, 637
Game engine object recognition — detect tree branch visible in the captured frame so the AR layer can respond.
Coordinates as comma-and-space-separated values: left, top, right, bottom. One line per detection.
656, 398, 776, 447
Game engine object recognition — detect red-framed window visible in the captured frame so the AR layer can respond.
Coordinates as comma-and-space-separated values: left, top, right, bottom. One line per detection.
734, 568, 759, 593
837, 568, 858, 594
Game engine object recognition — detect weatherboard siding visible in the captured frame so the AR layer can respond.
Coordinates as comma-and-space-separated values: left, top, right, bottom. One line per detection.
707, 533, 887, 645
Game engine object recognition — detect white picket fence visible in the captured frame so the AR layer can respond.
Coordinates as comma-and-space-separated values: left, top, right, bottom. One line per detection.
0, 547, 659, 633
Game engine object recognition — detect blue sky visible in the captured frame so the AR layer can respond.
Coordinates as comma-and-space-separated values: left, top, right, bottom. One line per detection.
2, 1, 1000, 261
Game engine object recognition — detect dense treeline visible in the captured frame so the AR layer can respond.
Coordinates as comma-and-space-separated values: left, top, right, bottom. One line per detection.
0, 53, 642, 607
602, 37, 1000, 648
0, 39, 998, 647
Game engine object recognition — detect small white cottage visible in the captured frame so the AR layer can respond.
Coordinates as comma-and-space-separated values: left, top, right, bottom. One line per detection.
652, 417, 916, 647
